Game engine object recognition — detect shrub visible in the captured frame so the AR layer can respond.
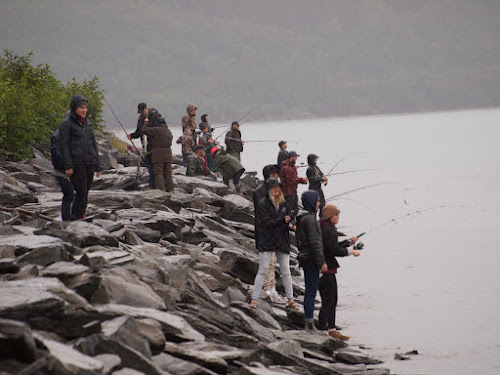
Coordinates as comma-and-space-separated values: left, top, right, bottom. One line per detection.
0, 50, 105, 159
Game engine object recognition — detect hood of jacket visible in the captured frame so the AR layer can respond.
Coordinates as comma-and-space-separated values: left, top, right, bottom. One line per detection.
302, 190, 319, 214
201, 114, 208, 122
187, 104, 197, 114
69, 95, 88, 116
307, 154, 319, 166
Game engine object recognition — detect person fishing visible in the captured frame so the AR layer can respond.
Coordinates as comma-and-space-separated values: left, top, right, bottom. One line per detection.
128, 102, 155, 187
296, 190, 327, 331
177, 128, 196, 167
306, 153, 328, 217
59, 95, 102, 220
253, 164, 286, 304
210, 147, 245, 193
318, 204, 360, 340
187, 145, 217, 181
251, 178, 298, 311
277, 140, 288, 168
280, 151, 308, 217
198, 113, 213, 132
141, 117, 174, 192
225, 121, 244, 161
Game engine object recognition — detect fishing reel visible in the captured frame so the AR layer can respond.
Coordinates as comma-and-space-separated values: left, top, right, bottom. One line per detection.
353, 242, 365, 251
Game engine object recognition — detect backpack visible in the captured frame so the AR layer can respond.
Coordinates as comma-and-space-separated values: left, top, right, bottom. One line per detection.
50, 129, 64, 171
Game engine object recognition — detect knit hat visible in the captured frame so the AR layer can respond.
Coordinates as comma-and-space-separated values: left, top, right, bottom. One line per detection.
322, 204, 340, 220
137, 102, 147, 113
211, 147, 220, 157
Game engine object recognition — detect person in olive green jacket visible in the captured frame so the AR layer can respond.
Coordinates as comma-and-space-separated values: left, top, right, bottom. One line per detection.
210, 147, 245, 192
187, 145, 217, 181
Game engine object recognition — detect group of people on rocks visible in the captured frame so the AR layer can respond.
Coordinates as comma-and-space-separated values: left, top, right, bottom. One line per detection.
251, 151, 361, 340
52, 95, 361, 340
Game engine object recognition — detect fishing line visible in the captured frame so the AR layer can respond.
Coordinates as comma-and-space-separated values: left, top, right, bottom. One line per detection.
214, 104, 262, 141
325, 182, 398, 202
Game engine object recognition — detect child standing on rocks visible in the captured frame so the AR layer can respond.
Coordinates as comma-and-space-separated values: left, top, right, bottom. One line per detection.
318, 204, 360, 340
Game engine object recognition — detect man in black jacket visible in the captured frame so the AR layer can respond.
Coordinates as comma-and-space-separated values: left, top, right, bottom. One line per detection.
252, 164, 284, 303
59, 95, 102, 220
296, 190, 327, 330
306, 154, 328, 217
128, 103, 155, 187
318, 204, 359, 340
277, 141, 288, 168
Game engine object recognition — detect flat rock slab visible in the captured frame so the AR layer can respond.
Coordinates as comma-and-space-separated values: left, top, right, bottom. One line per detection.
41, 261, 90, 279
173, 175, 229, 196
334, 349, 384, 365
34, 333, 104, 374
0, 234, 71, 256
96, 304, 205, 343
272, 330, 347, 355
153, 352, 219, 375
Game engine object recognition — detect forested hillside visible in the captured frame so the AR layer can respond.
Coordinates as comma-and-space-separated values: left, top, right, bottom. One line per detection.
1, 0, 499, 126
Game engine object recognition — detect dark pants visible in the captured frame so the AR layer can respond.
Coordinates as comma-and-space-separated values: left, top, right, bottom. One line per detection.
224, 168, 245, 187
302, 261, 321, 320
70, 164, 95, 220
55, 175, 74, 221
182, 153, 190, 167
316, 188, 325, 218
285, 194, 299, 217
318, 273, 338, 330
153, 161, 173, 192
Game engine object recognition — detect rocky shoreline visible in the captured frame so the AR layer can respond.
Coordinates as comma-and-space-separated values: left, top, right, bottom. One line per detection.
0, 132, 390, 375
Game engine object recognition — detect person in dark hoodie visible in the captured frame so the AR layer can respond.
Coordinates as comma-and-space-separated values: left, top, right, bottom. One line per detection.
318, 204, 360, 341
198, 113, 213, 132
141, 117, 174, 192
252, 164, 286, 303
296, 190, 327, 331
306, 154, 328, 217
59, 95, 102, 220
51, 125, 74, 221
251, 179, 298, 310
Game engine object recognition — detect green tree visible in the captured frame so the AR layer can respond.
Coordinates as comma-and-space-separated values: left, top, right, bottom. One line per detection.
0, 50, 105, 159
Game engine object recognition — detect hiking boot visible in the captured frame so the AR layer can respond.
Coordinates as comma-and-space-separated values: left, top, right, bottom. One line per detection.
304, 321, 318, 332
235, 186, 241, 193
328, 330, 350, 341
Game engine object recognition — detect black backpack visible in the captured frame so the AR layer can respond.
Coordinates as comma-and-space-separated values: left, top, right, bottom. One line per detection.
50, 129, 64, 171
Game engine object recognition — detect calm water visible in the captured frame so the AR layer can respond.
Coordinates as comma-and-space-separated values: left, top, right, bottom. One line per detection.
237, 109, 500, 375
123, 108, 500, 374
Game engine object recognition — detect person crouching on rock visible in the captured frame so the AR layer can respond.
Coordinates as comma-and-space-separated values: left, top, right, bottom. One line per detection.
141, 117, 174, 192
296, 190, 327, 331
210, 147, 245, 193
59, 95, 102, 220
251, 178, 298, 311
318, 204, 360, 341
187, 145, 217, 181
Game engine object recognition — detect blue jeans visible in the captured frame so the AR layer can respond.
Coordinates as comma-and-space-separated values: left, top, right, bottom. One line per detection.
302, 261, 320, 320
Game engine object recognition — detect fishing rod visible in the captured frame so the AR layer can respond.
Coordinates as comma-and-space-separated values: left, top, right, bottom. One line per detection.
355, 204, 473, 240
324, 152, 365, 177
214, 104, 263, 141
223, 137, 299, 144
325, 182, 398, 202
79, 63, 142, 157
308, 168, 380, 181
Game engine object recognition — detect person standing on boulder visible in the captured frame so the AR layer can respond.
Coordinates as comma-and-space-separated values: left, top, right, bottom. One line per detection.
182, 104, 198, 140
251, 178, 298, 311
296, 190, 327, 331
141, 117, 174, 192
210, 148, 245, 193
127, 102, 155, 187
280, 151, 307, 217
318, 204, 360, 341
253, 164, 286, 304
277, 141, 288, 168
225, 121, 244, 161
306, 153, 328, 217
59, 95, 102, 220
51, 127, 74, 221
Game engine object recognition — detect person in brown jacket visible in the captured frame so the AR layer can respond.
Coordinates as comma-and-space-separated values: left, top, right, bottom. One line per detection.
176, 128, 196, 167
225, 121, 244, 161
182, 104, 198, 138
142, 117, 174, 192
